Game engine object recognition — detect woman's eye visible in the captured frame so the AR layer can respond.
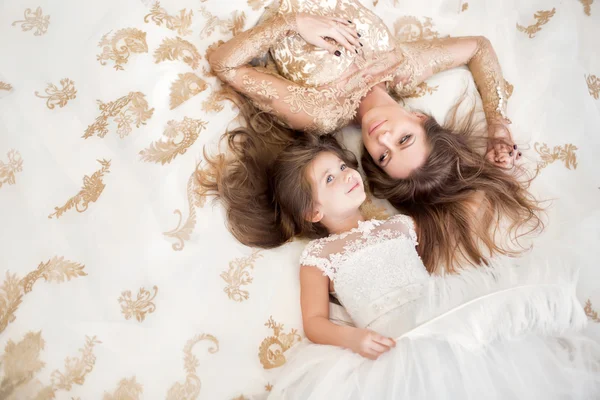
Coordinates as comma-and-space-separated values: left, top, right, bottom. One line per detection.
378, 150, 389, 163
400, 134, 412, 145
326, 175, 333, 183
340, 164, 347, 171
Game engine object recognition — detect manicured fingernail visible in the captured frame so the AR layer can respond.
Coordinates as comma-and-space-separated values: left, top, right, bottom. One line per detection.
513, 144, 517, 150
348, 20, 352, 23
359, 42, 363, 46
334, 50, 341, 56
518, 152, 522, 156
357, 32, 362, 37
509, 151, 514, 156
355, 49, 358, 54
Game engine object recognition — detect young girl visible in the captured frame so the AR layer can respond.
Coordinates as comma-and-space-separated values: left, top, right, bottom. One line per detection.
199, 133, 600, 399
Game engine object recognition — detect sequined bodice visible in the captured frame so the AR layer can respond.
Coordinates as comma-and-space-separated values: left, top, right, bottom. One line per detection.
300, 214, 430, 328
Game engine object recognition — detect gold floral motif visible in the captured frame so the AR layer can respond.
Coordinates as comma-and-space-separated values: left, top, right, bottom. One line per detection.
97, 28, 148, 71
516, 8, 556, 39
221, 250, 263, 302
118, 286, 158, 322
103, 377, 143, 400
405, 81, 439, 99
198, 7, 246, 39
248, 0, 269, 11
35, 78, 77, 110
462, 3, 469, 12
258, 316, 302, 369
0, 82, 12, 91
144, 2, 193, 36
580, 0, 593, 16
166, 333, 219, 400
533, 142, 578, 174
164, 170, 205, 251
0, 258, 86, 334
11, 7, 50, 36
48, 336, 101, 393
373, 0, 379, 6
201, 88, 226, 113
394, 16, 440, 42
83, 92, 154, 139
140, 117, 207, 165
586, 74, 600, 99
265, 383, 273, 392
359, 197, 390, 221
0, 149, 23, 189
48, 159, 111, 219
504, 79, 513, 99
584, 299, 600, 323
154, 37, 202, 70
170, 73, 208, 110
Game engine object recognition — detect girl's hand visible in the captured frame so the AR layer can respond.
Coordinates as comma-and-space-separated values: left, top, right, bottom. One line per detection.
295, 13, 361, 55
348, 328, 396, 360
486, 123, 521, 169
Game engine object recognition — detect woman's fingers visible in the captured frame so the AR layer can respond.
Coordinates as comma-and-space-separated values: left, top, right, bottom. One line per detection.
330, 17, 352, 26
336, 26, 361, 49
327, 27, 355, 52
313, 37, 338, 55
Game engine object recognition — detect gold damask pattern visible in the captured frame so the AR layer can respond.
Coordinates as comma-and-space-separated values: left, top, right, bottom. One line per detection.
97, 28, 148, 71
35, 78, 77, 109
0, 150, 23, 189
405, 81, 438, 99
140, 117, 207, 165
201, 88, 226, 113
118, 286, 158, 322
394, 16, 441, 42
144, 2, 193, 36
462, 3, 469, 12
199, 7, 246, 39
103, 376, 143, 400
0, 332, 100, 399
586, 74, 600, 99
580, 0, 594, 16
533, 142, 578, 174
1, 257, 86, 334
166, 333, 219, 400
504, 79, 514, 98
258, 316, 302, 369
83, 92, 154, 139
48, 159, 111, 219
170, 73, 208, 110
516, 8, 556, 39
0, 82, 12, 91
248, 0, 270, 11
11, 7, 50, 36
154, 37, 202, 70
585, 299, 600, 323
221, 250, 263, 302
359, 197, 390, 221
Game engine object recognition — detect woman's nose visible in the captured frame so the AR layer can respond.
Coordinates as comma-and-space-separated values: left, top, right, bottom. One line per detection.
377, 131, 391, 145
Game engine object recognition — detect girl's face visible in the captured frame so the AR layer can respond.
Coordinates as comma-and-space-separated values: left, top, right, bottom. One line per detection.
306, 152, 366, 224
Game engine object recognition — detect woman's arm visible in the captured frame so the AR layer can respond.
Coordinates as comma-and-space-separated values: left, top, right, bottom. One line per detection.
300, 265, 395, 360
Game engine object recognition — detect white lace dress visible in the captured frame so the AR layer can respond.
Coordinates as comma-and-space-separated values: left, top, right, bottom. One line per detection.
267, 214, 600, 399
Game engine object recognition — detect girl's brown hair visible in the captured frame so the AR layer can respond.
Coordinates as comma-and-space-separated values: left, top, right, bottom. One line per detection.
197, 85, 358, 248
361, 105, 544, 274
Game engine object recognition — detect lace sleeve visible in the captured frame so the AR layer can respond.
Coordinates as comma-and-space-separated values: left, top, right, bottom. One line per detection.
394, 36, 511, 126
300, 240, 336, 280
208, 13, 344, 133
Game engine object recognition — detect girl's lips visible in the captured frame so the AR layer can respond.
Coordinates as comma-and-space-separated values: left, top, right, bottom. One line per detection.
368, 120, 386, 136
347, 182, 360, 193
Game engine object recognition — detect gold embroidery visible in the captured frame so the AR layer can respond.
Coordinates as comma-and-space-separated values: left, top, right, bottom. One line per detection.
166, 334, 219, 400
201, 88, 226, 113
48, 336, 101, 393
0, 258, 86, 334
0, 149, 23, 189
140, 117, 207, 165
243, 75, 279, 99
154, 37, 202, 70
11, 7, 50, 36
516, 8, 556, 39
462, 3, 469, 12
373, 0, 379, 6
103, 376, 143, 400
170, 73, 208, 110
221, 250, 263, 302
0, 82, 12, 91
265, 383, 273, 392
504, 79, 513, 99
199, 7, 246, 39
586, 74, 600, 99
359, 197, 390, 221
534, 142, 578, 174
48, 159, 111, 219
258, 316, 302, 369
405, 81, 438, 99
118, 286, 158, 322
164, 170, 204, 251
248, 0, 269, 11
394, 16, 440, 42
97, 28, 148, 71
580, 0, 593, 16
584, 299, 600, 323
83, 92, 154, 139
144, 2, 193, 36
35, 78, 77, 110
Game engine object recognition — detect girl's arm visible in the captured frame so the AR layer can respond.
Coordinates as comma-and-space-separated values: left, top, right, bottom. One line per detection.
300, 265, 395, 360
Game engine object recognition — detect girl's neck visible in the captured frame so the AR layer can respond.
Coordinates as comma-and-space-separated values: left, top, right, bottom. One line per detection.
355, 83, 397, 124
324, 211, 366, 236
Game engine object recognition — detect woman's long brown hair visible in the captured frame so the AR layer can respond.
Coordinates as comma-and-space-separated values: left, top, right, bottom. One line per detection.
362, 104, 544, 274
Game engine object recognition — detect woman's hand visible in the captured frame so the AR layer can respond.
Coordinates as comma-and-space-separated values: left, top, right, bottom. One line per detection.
295, 13, 361, 55
347, 328, 396, 360
485, 123, 522, 169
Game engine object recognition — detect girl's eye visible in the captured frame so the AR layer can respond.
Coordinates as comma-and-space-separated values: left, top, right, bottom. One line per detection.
326, 175, 333, 184
340, 164, 347, 171
378, 150, 389, 164
400, 134, 412, 145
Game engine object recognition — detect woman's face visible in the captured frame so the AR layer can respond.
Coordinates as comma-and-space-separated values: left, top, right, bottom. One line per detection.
361, 105, 430, 179
306, 152, 366, 223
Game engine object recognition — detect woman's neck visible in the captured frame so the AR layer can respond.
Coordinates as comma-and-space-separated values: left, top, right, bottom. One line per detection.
355, 83, 397, 124
324, 211, 366, 236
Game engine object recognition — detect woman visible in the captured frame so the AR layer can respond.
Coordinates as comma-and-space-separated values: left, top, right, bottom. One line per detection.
206, 0, 541, 272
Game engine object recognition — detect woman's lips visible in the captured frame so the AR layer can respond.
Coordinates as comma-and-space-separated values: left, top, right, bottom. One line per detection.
368, 120, 386, 136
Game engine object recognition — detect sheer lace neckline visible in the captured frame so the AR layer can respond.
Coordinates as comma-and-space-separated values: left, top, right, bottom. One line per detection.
326, 218, 381, 241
